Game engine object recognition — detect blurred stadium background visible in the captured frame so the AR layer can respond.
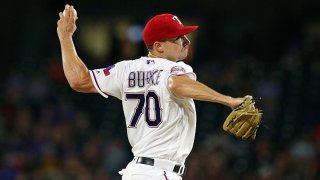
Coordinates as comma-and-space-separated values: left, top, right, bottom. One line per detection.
1, 0, 320, 179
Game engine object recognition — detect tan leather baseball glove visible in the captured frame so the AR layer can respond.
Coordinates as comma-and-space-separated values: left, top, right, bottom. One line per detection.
223, 95, 263, 140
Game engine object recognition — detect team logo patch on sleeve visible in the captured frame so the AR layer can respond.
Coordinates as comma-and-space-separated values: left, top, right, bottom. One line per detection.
103, 64, 115, 76
170, 66, 186, 75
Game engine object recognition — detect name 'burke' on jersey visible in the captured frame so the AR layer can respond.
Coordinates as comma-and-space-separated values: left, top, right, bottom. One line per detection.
128, 69, 163, 88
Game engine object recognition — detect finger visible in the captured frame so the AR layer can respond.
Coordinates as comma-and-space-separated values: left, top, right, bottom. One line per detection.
70, 6, 74, 18
59, 12, 63, 19
65, 4, 70, 10
65, 4, 70, 17
70, 6, 76, 20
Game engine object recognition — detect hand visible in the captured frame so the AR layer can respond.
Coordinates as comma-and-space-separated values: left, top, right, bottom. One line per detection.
228, 96, 250, 109
57, 4, 78, 40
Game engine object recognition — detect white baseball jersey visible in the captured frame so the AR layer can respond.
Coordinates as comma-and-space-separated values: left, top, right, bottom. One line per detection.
89, 57, 197, 164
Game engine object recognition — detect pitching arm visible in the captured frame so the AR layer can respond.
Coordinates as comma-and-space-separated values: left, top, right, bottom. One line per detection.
57, 4, 96, 93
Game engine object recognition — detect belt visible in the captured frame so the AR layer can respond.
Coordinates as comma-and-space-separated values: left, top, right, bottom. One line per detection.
135, 157, 186, 176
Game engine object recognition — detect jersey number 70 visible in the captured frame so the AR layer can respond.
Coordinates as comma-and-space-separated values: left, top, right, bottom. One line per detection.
125, 91, 162, 128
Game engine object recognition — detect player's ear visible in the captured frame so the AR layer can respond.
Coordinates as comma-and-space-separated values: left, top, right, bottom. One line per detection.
153, 41, 164, 53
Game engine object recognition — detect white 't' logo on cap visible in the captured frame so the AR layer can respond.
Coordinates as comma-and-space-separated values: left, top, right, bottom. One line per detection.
172, 16, 182, 25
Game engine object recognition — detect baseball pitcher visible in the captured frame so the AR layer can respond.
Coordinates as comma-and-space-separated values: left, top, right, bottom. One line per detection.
57, 4, 257, 180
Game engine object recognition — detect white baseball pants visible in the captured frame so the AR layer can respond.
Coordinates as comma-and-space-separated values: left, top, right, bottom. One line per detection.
119, 159, 183, 180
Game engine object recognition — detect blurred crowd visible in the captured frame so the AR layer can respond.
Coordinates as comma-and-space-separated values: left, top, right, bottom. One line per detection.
1, 2, 320, 179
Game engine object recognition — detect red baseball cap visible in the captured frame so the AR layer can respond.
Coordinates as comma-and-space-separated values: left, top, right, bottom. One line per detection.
143, 14, 198, 46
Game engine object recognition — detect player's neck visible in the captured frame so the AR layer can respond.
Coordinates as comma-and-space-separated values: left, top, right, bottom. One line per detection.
147, 52, 161, 58
147, 52, 177, 62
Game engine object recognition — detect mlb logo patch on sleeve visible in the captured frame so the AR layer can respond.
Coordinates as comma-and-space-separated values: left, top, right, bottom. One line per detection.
103, 64, 115, 76
146, 59, 155, 64
170, 66, 186, 75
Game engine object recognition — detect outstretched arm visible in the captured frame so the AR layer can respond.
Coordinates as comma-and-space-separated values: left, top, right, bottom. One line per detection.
57, 4, 96, 93
168, 75, 244, 109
